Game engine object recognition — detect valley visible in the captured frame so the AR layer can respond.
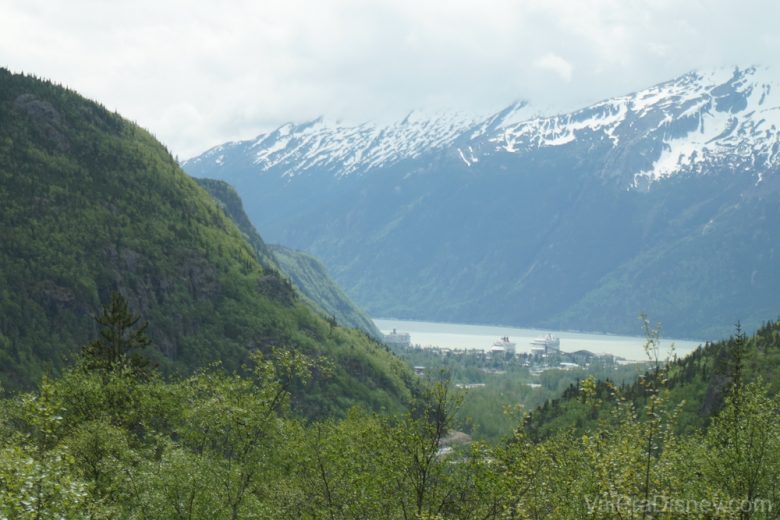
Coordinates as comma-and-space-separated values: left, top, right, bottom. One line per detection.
3, 3, 780, 513
184, 67, 780, 340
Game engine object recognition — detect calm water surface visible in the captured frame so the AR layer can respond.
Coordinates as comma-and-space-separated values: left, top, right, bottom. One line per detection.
374, 318, 703, 361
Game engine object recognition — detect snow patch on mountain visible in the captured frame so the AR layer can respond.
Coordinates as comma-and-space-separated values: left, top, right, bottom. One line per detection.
184, 66, 780, 189
630, 67, 780, 185
492, 99, 630, 150
185, 111, 481, 178
477, 66, 780, 187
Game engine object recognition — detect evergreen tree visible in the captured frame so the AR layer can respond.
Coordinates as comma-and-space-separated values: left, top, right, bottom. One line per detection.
80, 291, 152, 377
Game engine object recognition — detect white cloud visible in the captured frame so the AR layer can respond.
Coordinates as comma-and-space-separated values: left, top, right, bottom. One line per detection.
1, 0, 779, 157
534, 53, 573, 82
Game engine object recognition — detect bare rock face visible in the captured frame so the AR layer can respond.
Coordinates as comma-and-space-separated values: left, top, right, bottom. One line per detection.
14, 94, 69, 151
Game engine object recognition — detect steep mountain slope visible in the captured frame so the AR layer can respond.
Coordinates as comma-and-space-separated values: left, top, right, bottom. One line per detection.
195, 178, 381, 338
183, 67, 780, 339
269, 244, 382, 338
191, 178, 277, 269
0, 68, 413, 415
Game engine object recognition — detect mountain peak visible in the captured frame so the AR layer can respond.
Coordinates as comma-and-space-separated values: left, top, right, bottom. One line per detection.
185, 66, 780, 189
483, 65, 780, 187
185, 107, 480, 178
182, 65, 780, 340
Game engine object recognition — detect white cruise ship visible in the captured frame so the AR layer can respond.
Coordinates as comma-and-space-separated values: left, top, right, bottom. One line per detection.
489, 336, 516, 355
530, 333, 560, 355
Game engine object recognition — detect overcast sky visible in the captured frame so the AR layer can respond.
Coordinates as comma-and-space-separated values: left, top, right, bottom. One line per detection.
2, 0, 779, 158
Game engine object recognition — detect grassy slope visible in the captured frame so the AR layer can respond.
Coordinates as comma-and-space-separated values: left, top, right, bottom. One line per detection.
0, 69, 413, 415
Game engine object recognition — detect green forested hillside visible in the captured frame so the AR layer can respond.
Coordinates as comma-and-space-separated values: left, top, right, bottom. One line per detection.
0, 69, 412, 415
2, 314, 779, 518
270, 244, 382, 337
523, 319, 780, 440
192, 178, 277, 268
195, 178, 381, 338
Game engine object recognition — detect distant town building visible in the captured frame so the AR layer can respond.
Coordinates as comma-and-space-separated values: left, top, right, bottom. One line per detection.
413, 366, 426, 377
384, 328, 411, 347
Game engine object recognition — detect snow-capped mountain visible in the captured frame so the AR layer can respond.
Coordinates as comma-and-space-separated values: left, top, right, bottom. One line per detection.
184, 67, 780, 339
185, 67, 780, 189
184, 109, 482, 178
483, 66, 780, 187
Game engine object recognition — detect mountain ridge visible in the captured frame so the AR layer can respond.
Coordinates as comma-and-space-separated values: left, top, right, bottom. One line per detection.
183, 66, 780, 339
194, 177, 382, 338
184, 66, 780, 188
0, 68, 413, 415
